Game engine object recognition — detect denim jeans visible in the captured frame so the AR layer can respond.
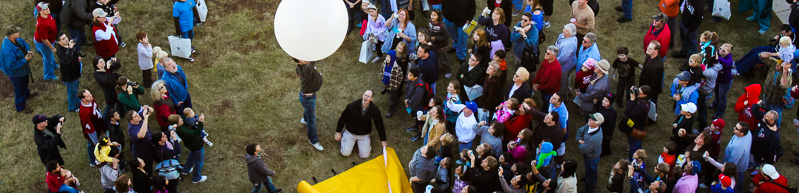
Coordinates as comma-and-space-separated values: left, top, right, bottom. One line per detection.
443, 18, 468, 60
735, 171, 745, 193
621, 0, 633, 19
68, 27, 85, 54
299, 93, 319, 144
64, 79, 80, 111
735, 46, 773, 74
628, 135, 641, 161
713, 81, 732, 117
252, 176, 278, 193
697, 91, 709, 129
9, 75, 30, 111
751, 0, 772, 31
583, 156, 599, 193
184, 148, 205, 181
678, 23, 698, 56
458, 141, 473, 152
181, 30, 195, 49
58, 184, 80, 193
35, 40, 58, 80
87, 133, 98, 165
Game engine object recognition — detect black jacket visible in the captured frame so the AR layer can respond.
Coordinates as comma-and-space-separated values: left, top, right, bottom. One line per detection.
34, 115, 66, 165
94, 70, 122, 106
639, 55, 664, 95
441, 0, 476, 25
56, 44, 81, 82
61, 0, 94, 29
680, 0, 703, 31
504, 82, 532, 101
336, 99, 388, 141
624, 99, 650, 131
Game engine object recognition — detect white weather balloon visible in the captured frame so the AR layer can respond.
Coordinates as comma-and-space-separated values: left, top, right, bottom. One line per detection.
274, 0, 348, 61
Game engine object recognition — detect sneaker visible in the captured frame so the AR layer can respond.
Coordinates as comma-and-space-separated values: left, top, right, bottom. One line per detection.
181, 167, 193, 175
411, 135, 421, 141
120, 42, 126, 48
512, 9, 521, 16
444, 73, 452, 78
271, 189, 283, 193
746, 16, 756, 21
385, 112, 393, 118
205, 140, 213, 147
371, 56, 382, 63
615, 6, 623, 12
617, 17, 632, 23
192, 49, 197, 54
55, 64, 61, 69
406, 127, 418, 133
699, 184, 709, 189
311, 141, 324, 151
45, 77, 59, 81
543, 21, 551, 28
189, 58, 196, 62
758, 29, 767, 35
300, 118, 307, 125
89, 163, 98, 168
192, 176, 208, 183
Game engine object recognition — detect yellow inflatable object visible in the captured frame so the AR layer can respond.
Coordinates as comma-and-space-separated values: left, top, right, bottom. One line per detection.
297, 147, 413, 193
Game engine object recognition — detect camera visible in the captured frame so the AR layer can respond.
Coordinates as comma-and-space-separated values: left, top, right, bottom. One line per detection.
127, 81, 138, 87
630, 86, 639, 95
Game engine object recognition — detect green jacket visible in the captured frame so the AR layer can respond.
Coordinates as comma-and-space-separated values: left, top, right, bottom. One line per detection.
117, 86, 145, 112
176, 121, 205, 151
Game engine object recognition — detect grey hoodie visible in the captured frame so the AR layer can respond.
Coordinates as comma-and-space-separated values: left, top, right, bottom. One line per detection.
246, 154, 275, 184
699, 63, 722, 94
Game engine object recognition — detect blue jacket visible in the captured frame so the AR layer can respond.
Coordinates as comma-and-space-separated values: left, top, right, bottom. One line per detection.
576, 43, 600, 70
1, 37, 31, 77
510, 22, 539, 59
556, 34, 578, 72
161, 65, 190, 105
381, 19, 417, 54
670, 80, 699, 115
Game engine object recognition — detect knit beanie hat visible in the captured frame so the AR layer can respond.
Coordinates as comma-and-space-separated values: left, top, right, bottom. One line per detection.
718, 174, 732, 187
691, 161, 701, 175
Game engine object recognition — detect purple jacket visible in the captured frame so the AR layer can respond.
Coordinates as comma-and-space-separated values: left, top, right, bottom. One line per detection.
717, 54, 734, 84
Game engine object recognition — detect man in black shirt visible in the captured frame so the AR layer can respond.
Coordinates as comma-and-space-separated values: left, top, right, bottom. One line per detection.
335, 90, 388, 158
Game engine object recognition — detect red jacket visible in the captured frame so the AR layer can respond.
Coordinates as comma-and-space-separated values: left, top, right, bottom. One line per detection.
735, 84, 761, 131
154, 95, 176, 128
643, 24, 671, 57
531, 59, 562, 95
753, 173, 789, 193
92, 24, 119, 59
503, 114, 532, 143
46, 171, 64, 192
79, 100, 106, 141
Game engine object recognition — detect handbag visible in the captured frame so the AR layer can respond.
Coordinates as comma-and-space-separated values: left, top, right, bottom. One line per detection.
520, 41, 540, 72
358, 40, 375, 64
630, 128, 647, 140
768, 181, 798, 193
196, 0, 208, 22
712, 0, 731, 20
463, 85, 483, 101
168, 35, 192, 59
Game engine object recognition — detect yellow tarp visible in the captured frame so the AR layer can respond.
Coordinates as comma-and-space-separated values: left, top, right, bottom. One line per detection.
297, 147, 413, 193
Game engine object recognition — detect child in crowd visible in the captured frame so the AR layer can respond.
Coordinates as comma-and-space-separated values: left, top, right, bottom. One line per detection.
575, 58, 596, 93
444, 81, 462, 134
494, 98, 519, 123
494, 50, 508, 85
183, 108, 212, 147
433, 157, 453, 192
452, 164, 469, 193
136, 31, 154, 87
778, 36, 796, 65
631, 149, 648, 188
94, 135, 121, 165
658, 141, 678, 174
706, 119, 725, 159
607, 159, 630, 193
611, 47, 639, 106
362, 4, 386, 63
710, 174, 734, 193
507, 129, 532, 164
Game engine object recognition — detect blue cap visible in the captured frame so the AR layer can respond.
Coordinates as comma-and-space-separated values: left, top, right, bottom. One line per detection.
465, 101, 478, 113
691, 161, 702, 175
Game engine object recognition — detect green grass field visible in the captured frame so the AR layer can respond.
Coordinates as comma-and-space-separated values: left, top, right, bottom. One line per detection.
1, 0, 797, 192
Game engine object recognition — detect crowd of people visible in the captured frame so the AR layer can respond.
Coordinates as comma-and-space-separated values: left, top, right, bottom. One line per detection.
4, 0, 799, 192
3, 0, 287, 192
312, 0, 799, 192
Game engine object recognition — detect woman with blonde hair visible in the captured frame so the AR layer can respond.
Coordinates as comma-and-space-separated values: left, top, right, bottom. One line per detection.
151, 80, 175, 129
481, 62, 503, 116
152, 47, 169, 79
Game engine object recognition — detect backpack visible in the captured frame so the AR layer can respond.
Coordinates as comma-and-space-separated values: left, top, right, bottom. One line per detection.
419, 82, 434, 110
588, 0, 600, 16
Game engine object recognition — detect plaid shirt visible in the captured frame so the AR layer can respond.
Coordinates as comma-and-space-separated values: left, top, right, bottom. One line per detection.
388, 65, 404, 90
